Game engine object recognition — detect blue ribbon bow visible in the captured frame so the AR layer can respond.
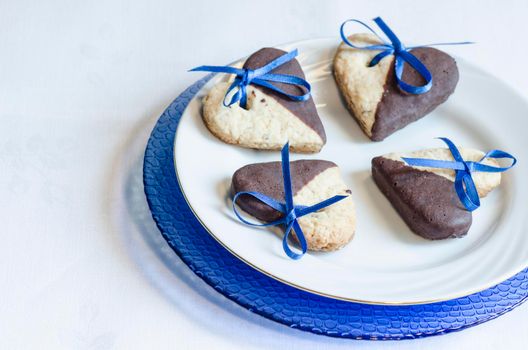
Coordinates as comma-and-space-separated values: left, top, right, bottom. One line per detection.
340, 17, 473, 94
190, 49, 311, 109
401, 138, 516, 211
232, 143, 348, 259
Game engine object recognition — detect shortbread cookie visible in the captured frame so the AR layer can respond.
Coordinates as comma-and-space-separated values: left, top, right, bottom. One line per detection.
334, 34, 459, 141
372, 148, 501, 240
231, 159, 355, 251
203, 48, 326, 153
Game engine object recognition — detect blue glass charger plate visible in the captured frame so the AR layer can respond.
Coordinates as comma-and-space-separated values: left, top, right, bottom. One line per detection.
143, 76, 528, 340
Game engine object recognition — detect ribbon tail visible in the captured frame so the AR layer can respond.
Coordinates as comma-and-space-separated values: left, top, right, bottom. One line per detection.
189, 65, 245, 75
297, 194, 349, 217
408, 41, 475, 49
373, 17, 403, 50
252, 49, 299, 75
401, 157, 465, 170
436, 137, 465, 162
281, 144, 294, 210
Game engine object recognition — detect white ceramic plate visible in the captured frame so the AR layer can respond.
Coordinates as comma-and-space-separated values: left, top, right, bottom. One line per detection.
175, 38, 528, 305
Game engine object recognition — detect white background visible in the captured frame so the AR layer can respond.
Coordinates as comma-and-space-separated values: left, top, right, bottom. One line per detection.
1, 0, 527, 349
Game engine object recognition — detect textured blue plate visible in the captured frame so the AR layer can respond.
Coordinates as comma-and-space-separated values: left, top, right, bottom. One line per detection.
143, 76, 528, 340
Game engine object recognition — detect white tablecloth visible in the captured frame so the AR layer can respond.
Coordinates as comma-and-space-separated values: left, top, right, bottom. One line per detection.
1, 1, 527, 349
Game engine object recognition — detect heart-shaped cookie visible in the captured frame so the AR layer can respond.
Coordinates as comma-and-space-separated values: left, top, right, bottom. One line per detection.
372, 148, 501, 239
334, 34, 459, 141
203, 48, 326, 153
231, 159, 355, 251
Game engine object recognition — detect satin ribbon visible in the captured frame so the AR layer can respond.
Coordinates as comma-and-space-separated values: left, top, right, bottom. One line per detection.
232, 143, 348, 259
190, 49, 311, 109
340, 17, 473, 94
401, 138, 516, 211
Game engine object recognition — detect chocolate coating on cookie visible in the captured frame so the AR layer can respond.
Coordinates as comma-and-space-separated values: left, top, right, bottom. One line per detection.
231, 159, 335, 222
243, 48, 326, 144
371, 47, 459, 141
372, 157, 471, 239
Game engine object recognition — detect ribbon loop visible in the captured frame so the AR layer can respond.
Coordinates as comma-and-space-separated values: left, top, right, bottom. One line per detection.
232, 143, 349, 259
401, 137, 516, 212
340, 16, 472, 94
190, 49, 311, 109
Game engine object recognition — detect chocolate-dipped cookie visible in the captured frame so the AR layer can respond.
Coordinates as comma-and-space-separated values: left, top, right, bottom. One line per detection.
231, 159, 356, 251
202, 48, 326, 153
334, 34, 459, 141
372, 148, 502, 239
